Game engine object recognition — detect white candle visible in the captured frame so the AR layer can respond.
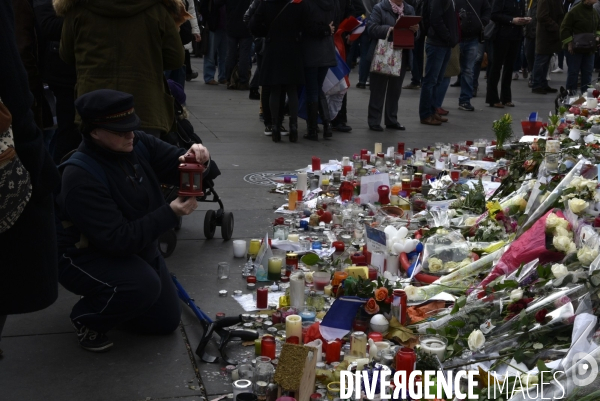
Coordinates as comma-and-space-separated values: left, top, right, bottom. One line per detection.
387, 146, 395, 158
296, 172, 308, 193
285, 314, 302, 342
233, 240, 247, 258
587, 98, 598, 109
374, 142, 382, 154
342, 156, 350, 166
290, 272, 305, 308
420, 335, 447, 362
287, 234, 299, 242
324, 285, 332, 296
306, 339, 323, 362
386, 253, 399, 275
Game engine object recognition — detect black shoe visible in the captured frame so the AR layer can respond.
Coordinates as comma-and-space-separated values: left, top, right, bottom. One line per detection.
544, 86, 558, 93
532, 88, 547, 95
318, 93, 333, 139
458, 103, 475, 111
249, 88, 260, 100
356, 82, 366, 89
332, 123, 352, 132
450, 80, 461, 87
369, 125, 384, 131
386, 123, 405, 130
304, 102, 319, 141
289, 118, 298, 142
272, 125, 281, 142
186, 71, 199, 81
73, 321, 113, 352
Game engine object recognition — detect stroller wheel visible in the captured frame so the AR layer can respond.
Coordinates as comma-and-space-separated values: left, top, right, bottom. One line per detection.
174, 216, 183, 231
221, 212, 234, 240
204, 210, 217, 239
159, 229, 177, 258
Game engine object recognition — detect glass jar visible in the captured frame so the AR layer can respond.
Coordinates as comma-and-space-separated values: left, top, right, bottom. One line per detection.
350, 331, 367, 357
306, 291, 326, 311
253, 356, 275, 396
411, 193, 428, 213
397, 191, 411, 211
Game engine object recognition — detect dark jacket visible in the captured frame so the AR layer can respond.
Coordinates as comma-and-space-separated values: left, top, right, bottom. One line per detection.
427, 0, 460, 47
525, 0, 538, 38
56, 0, 185, 134
352, 0, 367, 16
560, 1, 600, 51
303, 0, 341, 68
249, 0, 309, 85
200, 0, 224, 31
367, 1, 415, 66
56, 133, 184, 264
215, 0, 253, 37
535, 0, 564, 54
456, 0, 491, 40
491, 0, 526, 41
0, 0, 61, 315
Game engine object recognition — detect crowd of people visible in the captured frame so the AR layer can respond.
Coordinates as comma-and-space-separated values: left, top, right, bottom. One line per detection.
1, 0, 600, 356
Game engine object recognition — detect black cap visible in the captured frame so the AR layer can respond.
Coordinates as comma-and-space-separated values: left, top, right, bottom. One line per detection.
75, 89, 141, 132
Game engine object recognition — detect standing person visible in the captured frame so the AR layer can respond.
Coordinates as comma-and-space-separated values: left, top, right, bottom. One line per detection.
524, 0, 539, 88
456, 0, 491, 111
418, 0, 459, 125
367, 0, 418, 131
485, 0, 530, 108
403, 0, 427, 90
57, 0, 185, 138
216, 0, 253, 90
560, 0, 600, 93
0, 0, 61, 355
302, 0, 339, 141
531, 0, 564, 94
200, 0, 228, 85
357, 0, 379, 88
248, 0, 309, 142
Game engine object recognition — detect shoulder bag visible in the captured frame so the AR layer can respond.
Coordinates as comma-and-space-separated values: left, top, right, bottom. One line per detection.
0, 100, 32, 234
370, 29, 403, 77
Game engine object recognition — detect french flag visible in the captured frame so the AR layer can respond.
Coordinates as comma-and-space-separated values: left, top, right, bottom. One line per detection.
349, 16, 366, 42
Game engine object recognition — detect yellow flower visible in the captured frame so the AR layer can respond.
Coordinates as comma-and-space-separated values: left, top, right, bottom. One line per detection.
486, 201, 502, 218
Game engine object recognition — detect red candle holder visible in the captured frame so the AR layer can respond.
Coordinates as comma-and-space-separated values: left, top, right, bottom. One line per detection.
257, 287, 268, 309
377, 185, 390, 205
397, 142, 405, 155
342, 165, 352, 176
368, 267, 378, 280
360, 149, 368, 156
450, 170, 460, 182
326, 340, 341, 364
286, 336, 300, 344
332, 241, 345, 252
261, 336, 276, 359
350, 253, 366, 265
339, 181, 355, 202
312, 156, 321, 172
247, 276, 257, 284
368, 332, 384, 342
395, 347, 416, 376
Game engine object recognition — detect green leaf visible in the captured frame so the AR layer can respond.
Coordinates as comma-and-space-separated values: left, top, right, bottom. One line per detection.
449, 320, 466, 328
426, 328, 437, 335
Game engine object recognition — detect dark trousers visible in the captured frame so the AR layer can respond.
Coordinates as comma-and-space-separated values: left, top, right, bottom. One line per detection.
358, 33, 374, 84
164, 65, 186, 89
48, 85, 80, 164
184, 49, 192, 74
305, 66, 328, 102
58, 253, 181, 334
262, 86, 285, 126
270, 85, 298, 124
565, 51, 595, 92
368, 70, 406, 126
486, 39, 520, 105
332, 93, 348, 125
524, 37, 536, 83
532, 53, 552, 90
410, 34, 426, 86
225, 36, 252, 84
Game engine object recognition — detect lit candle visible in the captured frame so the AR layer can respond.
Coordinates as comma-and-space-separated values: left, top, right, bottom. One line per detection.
286, 314, 303, 342
287, 234, 299, 242
321, 176, 330, 186
296, 172, 308, 193
324, 285, 332, 296
420, 335, 448, 362
374, 142, 382, 154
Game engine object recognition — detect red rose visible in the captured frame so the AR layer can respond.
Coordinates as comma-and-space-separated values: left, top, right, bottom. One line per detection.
385, 296, 393, 304
535, 309, 548, 324
504, 313, 516, 321
364, 298, 380, 314
495, 211, 505, 221
508, 299, 528, 313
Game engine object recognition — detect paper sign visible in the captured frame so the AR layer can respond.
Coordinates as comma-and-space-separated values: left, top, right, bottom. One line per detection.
359, 173, 390, 203
364, 224, 387, 253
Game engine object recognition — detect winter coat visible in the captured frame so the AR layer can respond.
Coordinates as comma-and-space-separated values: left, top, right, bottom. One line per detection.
427, 0, 460, 47
525, 0, 538, 38
490, 0, 526, 41
456, 0, 491, 40
56, 0, 185, 134
535, 0, 564, 54
215, 0, 253, 37
302, 0, 340, 68
200, 0, 223, 31
367, 0, 415, 66
56, 134, 184, 265
248, 0, 309, 85
560, 1, 600, 52
0, 0, 61, 315
363, 0, 380, 17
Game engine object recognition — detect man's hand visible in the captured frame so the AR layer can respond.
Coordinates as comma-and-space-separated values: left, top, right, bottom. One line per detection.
180, 143, 210, 164
511, 17, 529, 26
568, 41, 574, 54
194, 33, 201, 42
170, 196, 198, 217
409, 24, 419, 33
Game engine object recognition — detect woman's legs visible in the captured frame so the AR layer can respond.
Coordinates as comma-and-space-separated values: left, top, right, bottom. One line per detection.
580, 53, 595, 93
565, 52, 583, 92
269, 84, 283, 142
368, 73, 388, 127
486, 39, 508, 105
384, 72, 406, 126
500, 41, 521, 103
285, 85, 299, 142
304, 67, 319, 140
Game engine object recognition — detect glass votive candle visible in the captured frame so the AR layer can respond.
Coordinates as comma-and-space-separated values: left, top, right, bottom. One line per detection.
420, 334, 448, 362
299, 306, 317, 322
247, 275, 257, 284
312, 272, 330, 293
218, 262, 230, 279
233, 240, 247, 258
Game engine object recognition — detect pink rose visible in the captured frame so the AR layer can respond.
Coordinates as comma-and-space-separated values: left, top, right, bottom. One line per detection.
364, 298, 380, 315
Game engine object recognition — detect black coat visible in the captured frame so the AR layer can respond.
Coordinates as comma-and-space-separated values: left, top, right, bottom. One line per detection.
427, 0, 460, 47
56, 134, 184, 265
491, 0, 526, 41
302, 0, 340, 68
215, 0, 253, 37
535, 0, 564, 54
0, 0, 61, 315
456, 0, 491, 40
249, 0, 309, 85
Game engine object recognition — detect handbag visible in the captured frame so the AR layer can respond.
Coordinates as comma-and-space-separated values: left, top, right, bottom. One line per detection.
0, 100, 32, 234
370, 30, 403, 77
572, 33, 597, 54
483, 21, 497, 40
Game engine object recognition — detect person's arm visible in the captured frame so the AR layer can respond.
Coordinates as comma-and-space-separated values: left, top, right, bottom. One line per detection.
560, 10, 574, 46
33, 0, 63, 41
430, 0, 452, 43
187, 0, 201, 37
536, 0, 558, 31
248, 1, 269, 37
366, 4, 391, 39
490, 0, 512, 25
137, 133, 185, 186
481, 0, 492, 26
161, 11, 186, 70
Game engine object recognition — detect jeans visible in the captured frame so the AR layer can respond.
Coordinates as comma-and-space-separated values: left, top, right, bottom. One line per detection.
164, 65, 186, 89
410, 34, 426, 86
557, 50, 565, 69
565, 51, 595, 93
486, 39, 520, 104
203, 29, 228, 83
225, 35, 252, 84
358, 33, 374, 84
305, 66, 328, 102
435, 77, 451, 108
419, 43, 451, 120
513, 40, 524, 71
524, 37, 536, 83
532, 53, 552, 90
472, 42, 486, 89
458, 38, 479, 104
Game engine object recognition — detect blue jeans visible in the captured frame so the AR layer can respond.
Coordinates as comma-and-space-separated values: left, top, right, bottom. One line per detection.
458, 38, 479, 104
164, 65, 186, 89
358, 32, 374, 84
225, 36, 252, 84
565, 51, 595, 92
435, 77, 451, 108
419, 43, 451, 120
305, 66, 328, 102
410, 34, 426, 85
532, 53, 552, 90
203, 29, 228, 83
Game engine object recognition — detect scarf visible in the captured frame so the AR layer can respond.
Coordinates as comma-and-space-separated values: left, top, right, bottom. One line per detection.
388, 0, 404, 20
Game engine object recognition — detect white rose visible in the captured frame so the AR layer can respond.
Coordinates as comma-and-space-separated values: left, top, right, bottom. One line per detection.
578, 246, 600, 266
546, 213, 569, 231
404, 285, 425, 301
467, 329, 486, 351
427, 257, 444, 272
584, 179, 598, 192
464, 217, 478, 226
510, 288, 524, 302
521, 374, 539, 388
568, 198, 590, 214
447, 209, 457, 218
555, 226, 572, 239
568, 241, 577, 254
570, 176, 583, 190
551, 263, 569, 279
553, 235, 575, 253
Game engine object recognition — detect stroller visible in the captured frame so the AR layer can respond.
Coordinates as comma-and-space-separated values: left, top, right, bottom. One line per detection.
158, 81, 234, 258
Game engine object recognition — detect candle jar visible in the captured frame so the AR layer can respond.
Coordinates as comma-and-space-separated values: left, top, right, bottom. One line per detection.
253, 357, 275, 396
339, 181, 354, 202
332, 271, 348, 286
285, 314, 303, 342
419, 334, 448, 362
306, 291, 326, 311
248, 239, 261, 260
395, 347, 416, 376
261, 335, 277, 360
312, 272, 330, 293
299, 306, 317, 322
411, 193, 427, 213
350, 331, 367, 357
273, 225, 289, 240
312, 156, 321, 172
327, 382, 341, 401
233, 380, 254, 401
326, 340, 341, 364
267, 257, 284, 281
257, 287, 268, 309
377, 185, 390, 205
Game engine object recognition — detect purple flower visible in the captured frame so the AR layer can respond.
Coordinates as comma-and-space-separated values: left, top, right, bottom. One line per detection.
554, 296, 571, 309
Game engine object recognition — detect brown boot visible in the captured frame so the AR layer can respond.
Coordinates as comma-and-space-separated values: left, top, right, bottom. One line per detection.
420, 115, 442, 125
434, 113, 448, 123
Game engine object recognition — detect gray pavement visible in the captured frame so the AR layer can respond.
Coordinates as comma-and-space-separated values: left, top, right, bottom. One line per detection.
0, 57, 561, 401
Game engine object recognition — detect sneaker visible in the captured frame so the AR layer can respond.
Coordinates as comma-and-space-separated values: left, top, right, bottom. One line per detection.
403, 83, 421, 90
264, 126, 272, 136
458, 102, 475, 111
186, 71, 199, 81
72, 321, 113, 352
552, 67, 563, 73
513, 72, 519, 80
279, 125, 289, 136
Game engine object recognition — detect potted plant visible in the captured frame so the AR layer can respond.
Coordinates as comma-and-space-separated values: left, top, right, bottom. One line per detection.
493, 113, 513, 160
